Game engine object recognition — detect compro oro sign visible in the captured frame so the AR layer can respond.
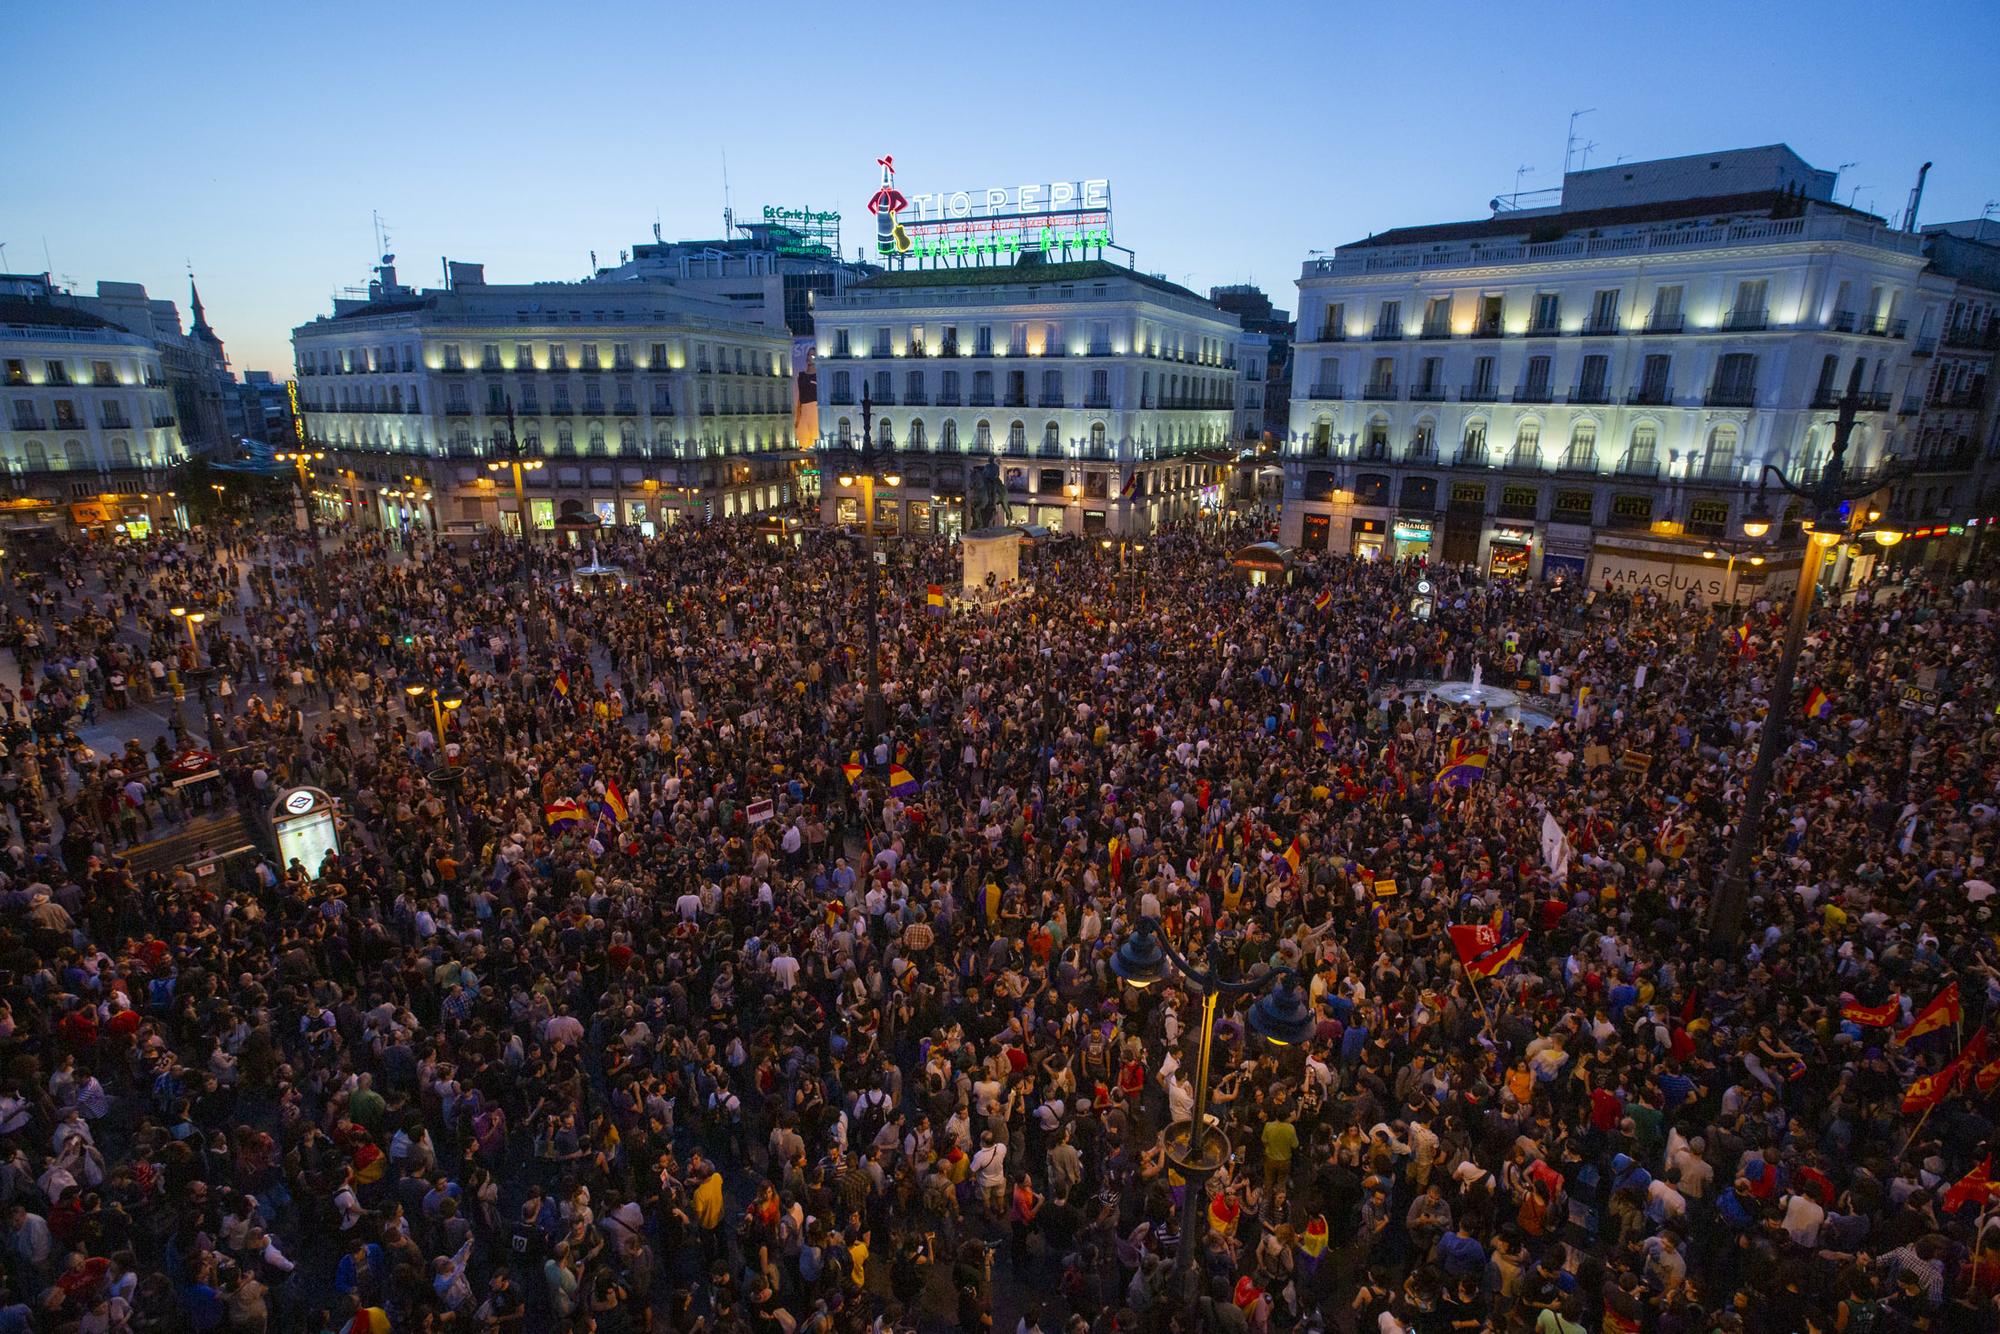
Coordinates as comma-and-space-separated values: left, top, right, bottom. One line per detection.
271, 785, 341, 880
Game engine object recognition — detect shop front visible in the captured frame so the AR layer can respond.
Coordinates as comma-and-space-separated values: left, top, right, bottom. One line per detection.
1487, 524, 1534, 579
1392, 516, 1434, 563
1351, 517, 1386, 560
1540, 520, 1593, 585
1442, 480, 1486, 565
1300, 513, 1330, 553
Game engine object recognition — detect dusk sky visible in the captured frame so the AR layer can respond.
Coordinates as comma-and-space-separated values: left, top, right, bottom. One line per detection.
8, 0, 1997, 375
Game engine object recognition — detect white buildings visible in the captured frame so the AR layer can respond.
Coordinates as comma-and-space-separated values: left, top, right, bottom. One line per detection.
812, 260, 1253, 537
291, 261, 799, 535
0, 275, 189, 539
1282, 146, 1977, 595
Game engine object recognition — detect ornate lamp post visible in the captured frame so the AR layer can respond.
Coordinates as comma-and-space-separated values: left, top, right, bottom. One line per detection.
1707, 373, 1906, 950
1110, 917, 1315, 1296
485, 398, 543, 573
836, 386, 898, 736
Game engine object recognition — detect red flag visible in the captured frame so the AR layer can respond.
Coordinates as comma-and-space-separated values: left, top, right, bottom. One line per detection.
1894, 982, 1962, 1047
1902, 1067, 1956, 1115
1679, 986, 1702, 1024
1466, 934, 1527, 981
1946, 1157, 1999, 1213
1841, 999, 1902, 1028
1449, 923, 1501, 966
1975, 1050, 2000, 1097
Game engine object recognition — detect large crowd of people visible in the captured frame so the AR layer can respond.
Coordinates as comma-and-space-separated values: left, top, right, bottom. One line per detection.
0, 504, 1992, 1334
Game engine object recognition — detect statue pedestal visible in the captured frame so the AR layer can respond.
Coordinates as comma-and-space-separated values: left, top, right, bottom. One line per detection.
961, 527, 1022, 596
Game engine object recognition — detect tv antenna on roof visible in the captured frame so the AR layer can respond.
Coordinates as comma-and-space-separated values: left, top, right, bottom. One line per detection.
1833, 162, 1858, 193
1562, 109, 1596, 175
1511, 164, 1533, 206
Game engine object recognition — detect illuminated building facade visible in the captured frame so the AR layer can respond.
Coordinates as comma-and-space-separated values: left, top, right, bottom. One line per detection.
0, 275, 189, 537
812, 259, 1255, 537
1281, 145, 1974, 592
290, 259, 798, 535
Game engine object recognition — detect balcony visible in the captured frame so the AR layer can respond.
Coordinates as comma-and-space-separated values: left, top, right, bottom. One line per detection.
906, 391, 930, 406
1644, 312, 1685, 334
1035, 394, 1062, 408
1512, 384, 1554, 404
1409, 383, 1447, 402
9, 415, 43, 431
1306, 381, 1345, 399
1943, 323, 2000, 350
1557, 450, 1599, 474
1524, 320, 1561, 338
1694, 456, 1740, 483
935, 393, 961, 407
1703, 386, 1757, 408
1830, 310, 1857, 333
548, 403, 576, 416
1088, 343, 1113, 357
1911, 446, 1979, 473
438, 364, 467, 375
1913, 336, 1937, 357
613, 404, 638, 416
1356, 444, 1391, 462
1565, 385, 1610, 405
969, 392, 996, 407
1362, 381, 1399, 401
1419, 322, 1453, 340
444, 404, 473, 416
1626, 385, 1673, 406
479, 362, 503, 374
1722, 307, 1768, 332
153, 414, 178, 429
1371, 325, 1403, 341
1615, 453, 1660, 477
1453, 447, 1490, 467
1471, 320, 1503, 339
1460, 382, 1500, 403
101, 412, 131, 430
1867, 317, 1908, 338
1899, 397, 1922, 415
1003, 394, 1028, 408
1404, 444, 1437, 464
1859, 391, 1892, 411
1313, 326, 1345, 343
1581, 317, 1622, 336
1506, 448, 1544, 471
828, 391, 854, 406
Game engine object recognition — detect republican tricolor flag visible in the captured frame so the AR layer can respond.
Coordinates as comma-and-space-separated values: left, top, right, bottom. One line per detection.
1312, 716, 1335, 752
553, 670, 571, 698
1804, 685, 1833, 720
1893, 982, 1962, 1047
1313, 589, 1333, 614
602, 779, 629, 825
544, 799, 586, 831
1465, 933, 1528, 981
926, 584, 945, 613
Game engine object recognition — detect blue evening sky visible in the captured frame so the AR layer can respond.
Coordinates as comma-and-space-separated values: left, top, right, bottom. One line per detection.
5, 0, 1996, 374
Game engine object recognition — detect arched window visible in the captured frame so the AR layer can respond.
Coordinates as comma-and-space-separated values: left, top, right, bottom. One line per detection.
655, 427, 671, 453
837, 417, 852, 445
878, 419, 894, 448
24, 440, 46, 471
905, 420, 923, 450
1365, 415, 1389, 455
1462, 418, 1488, 458
588, 423, 605, 452
527, 427, 543, 452
1566, 420, 1597, 469
619, 423, 636, 452
975, 419, 992, 449
1627, 423, 1657, 470
1704, 423, 1738, 478
1044, 421, 1060, 453
451, 425, 471, 451
62, 440, 85, 469
1411, 419, 1436, 459
557, 422, 574, 451
1090, 422, 1107, 450
1513, 419, 1541, 464
1008, 420, 1026, 451
110, 438, 131, 466
940, 420, 958, 451
1312, 415, 1332, 452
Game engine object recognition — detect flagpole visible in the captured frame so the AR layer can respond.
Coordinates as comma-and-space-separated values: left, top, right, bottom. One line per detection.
1459, 962, 1495, 1031
1973, 1199, 1992, 1298
1900, 1102, 1938, 1160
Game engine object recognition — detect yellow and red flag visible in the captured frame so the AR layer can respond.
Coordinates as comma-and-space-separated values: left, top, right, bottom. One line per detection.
1903, 1066, 1957, 1115
603, 779, 630, 825
1841, 998, 1902, 1028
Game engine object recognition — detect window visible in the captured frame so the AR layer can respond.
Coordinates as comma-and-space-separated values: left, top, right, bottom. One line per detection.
833, 330, 851, 358
1462, 419, 1488, 457
549, 345, 569, 370
1318, 303, 1344, 341
1576, 354, 1608, 400
1522, 355, 1552, 397
1041, 369, 1062, 406
1476, 295, 1503, 335
837, 417, 852, 445
1044, 421, 1061, 452
975, 420, 992, 449
1423, 297, 1451, 335
1417, 357, 1442, 394
831, 371, 851, 403
3, 360, 24, 385
91, 361, 116, 386
1009, 421, 1026, 451
1009, 323, 1028, 356
588, 422, 605, 451
619, 422, 636, 451
873, 370, 892, 403
1530, 293, 1560, 333
45, 360, 70, 385
1712, 353, 1758, 404
1627, 424, 1657, 464
581, 345, 601, 371
613, 344, 633, 371
909, 419, 925, 451
940, 420, 958, 450
940, 370, 960, 403
975, 326, 993, 355
1814, 354, 1839, 402
1470, 356, 1496, 397
649, 343, 668, 369
1374, 300, 1402, 338
481, 344, 501, 370
63, 440, 84, 469
875, 327, 892, 358
1089, 369, 1109, 405
1566, 421, 1597, 468
1704, 424, 1739, 477
878, 419, 894, 448
441, 345, 463, 370
1587, 290, 1619, 332
1729, 280, 1769, 328
1090, 422, 1107, 450
1513, 420, 1541, 462
1638, 354, 1671, 402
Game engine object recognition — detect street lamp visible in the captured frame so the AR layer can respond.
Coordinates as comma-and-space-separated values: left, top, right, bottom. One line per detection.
1110, 916, 1314, 1296
842, 385, 892, 736
404, 678, 463, 746
1708, 371, 1907, 951
485, 397, 543, 572
274, 449, 326, 549
1697, 538, 1769, 607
